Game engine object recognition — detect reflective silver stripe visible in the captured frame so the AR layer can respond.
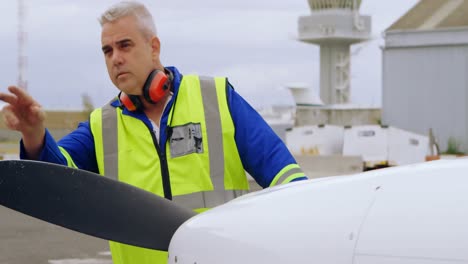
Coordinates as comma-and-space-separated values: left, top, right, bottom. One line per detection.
173, 77, 242, 210
274, 167, 304, 186
199, 77, 224, 191
172, 189, 247, 209
102, 103, 118, 181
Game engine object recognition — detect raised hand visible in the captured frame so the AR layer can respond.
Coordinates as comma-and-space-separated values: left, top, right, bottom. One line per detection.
0, 86, 46, 159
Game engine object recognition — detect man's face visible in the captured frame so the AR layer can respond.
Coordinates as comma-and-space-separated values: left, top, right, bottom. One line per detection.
101, 16, 159, 95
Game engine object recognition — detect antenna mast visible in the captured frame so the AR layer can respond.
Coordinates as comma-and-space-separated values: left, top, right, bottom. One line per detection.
17, 0, 28, 91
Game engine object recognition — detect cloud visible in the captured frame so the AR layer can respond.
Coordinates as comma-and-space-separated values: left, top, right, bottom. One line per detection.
157, 10, 303, 49
211, 59, 320, 108
0, 0, 419, 110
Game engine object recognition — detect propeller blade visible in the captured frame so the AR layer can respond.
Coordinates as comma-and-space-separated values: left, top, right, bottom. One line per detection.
0, 160, 196, 251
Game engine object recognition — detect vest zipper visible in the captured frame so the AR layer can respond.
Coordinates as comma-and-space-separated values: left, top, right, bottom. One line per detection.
146, 124, 172, 200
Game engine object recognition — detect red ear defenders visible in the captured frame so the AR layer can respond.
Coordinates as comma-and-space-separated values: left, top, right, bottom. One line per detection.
119, 69, 171, 111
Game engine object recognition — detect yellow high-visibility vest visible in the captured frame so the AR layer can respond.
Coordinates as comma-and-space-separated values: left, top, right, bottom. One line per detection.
89, 75, 248, 264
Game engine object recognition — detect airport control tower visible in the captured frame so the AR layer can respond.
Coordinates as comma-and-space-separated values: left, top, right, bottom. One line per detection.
298, 0, 371, 105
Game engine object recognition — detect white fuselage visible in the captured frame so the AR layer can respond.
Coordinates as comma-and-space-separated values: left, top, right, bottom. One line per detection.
168, 159, 468, 264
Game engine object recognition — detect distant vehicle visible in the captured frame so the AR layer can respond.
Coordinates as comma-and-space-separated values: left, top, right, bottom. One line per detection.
0, 158, 467, 264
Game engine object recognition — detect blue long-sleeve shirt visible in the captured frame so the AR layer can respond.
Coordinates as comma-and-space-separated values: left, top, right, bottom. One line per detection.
21, 66, 307, 188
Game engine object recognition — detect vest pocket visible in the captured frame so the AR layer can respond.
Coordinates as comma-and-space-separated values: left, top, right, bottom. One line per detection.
168, 122, 203, 158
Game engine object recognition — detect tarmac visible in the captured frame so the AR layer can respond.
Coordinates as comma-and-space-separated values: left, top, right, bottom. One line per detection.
0, 142, 112, 264
0, 206, 112, 264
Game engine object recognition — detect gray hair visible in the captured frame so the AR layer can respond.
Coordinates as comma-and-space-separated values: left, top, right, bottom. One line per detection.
99, 1, 157, 38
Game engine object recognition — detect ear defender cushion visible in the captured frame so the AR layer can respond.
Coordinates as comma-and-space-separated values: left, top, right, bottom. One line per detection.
143, 70, 169, 103
120, 93, 142, 112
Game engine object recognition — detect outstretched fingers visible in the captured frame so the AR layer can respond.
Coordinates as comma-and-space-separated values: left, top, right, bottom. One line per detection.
8, 86, 36, 106
0, 91, 18, 105
1, 86, 45, 133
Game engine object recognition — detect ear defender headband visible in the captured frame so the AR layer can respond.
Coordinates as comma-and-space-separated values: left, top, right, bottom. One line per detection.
119, 69, 172, 111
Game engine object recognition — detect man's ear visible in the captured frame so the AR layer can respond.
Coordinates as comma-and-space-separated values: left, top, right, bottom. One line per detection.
151, 36, 161, 60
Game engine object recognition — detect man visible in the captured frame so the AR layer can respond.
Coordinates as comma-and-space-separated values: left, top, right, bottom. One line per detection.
0, 1, 307, 263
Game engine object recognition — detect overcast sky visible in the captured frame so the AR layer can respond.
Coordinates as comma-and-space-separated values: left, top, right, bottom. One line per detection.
0, 0, 419, 110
